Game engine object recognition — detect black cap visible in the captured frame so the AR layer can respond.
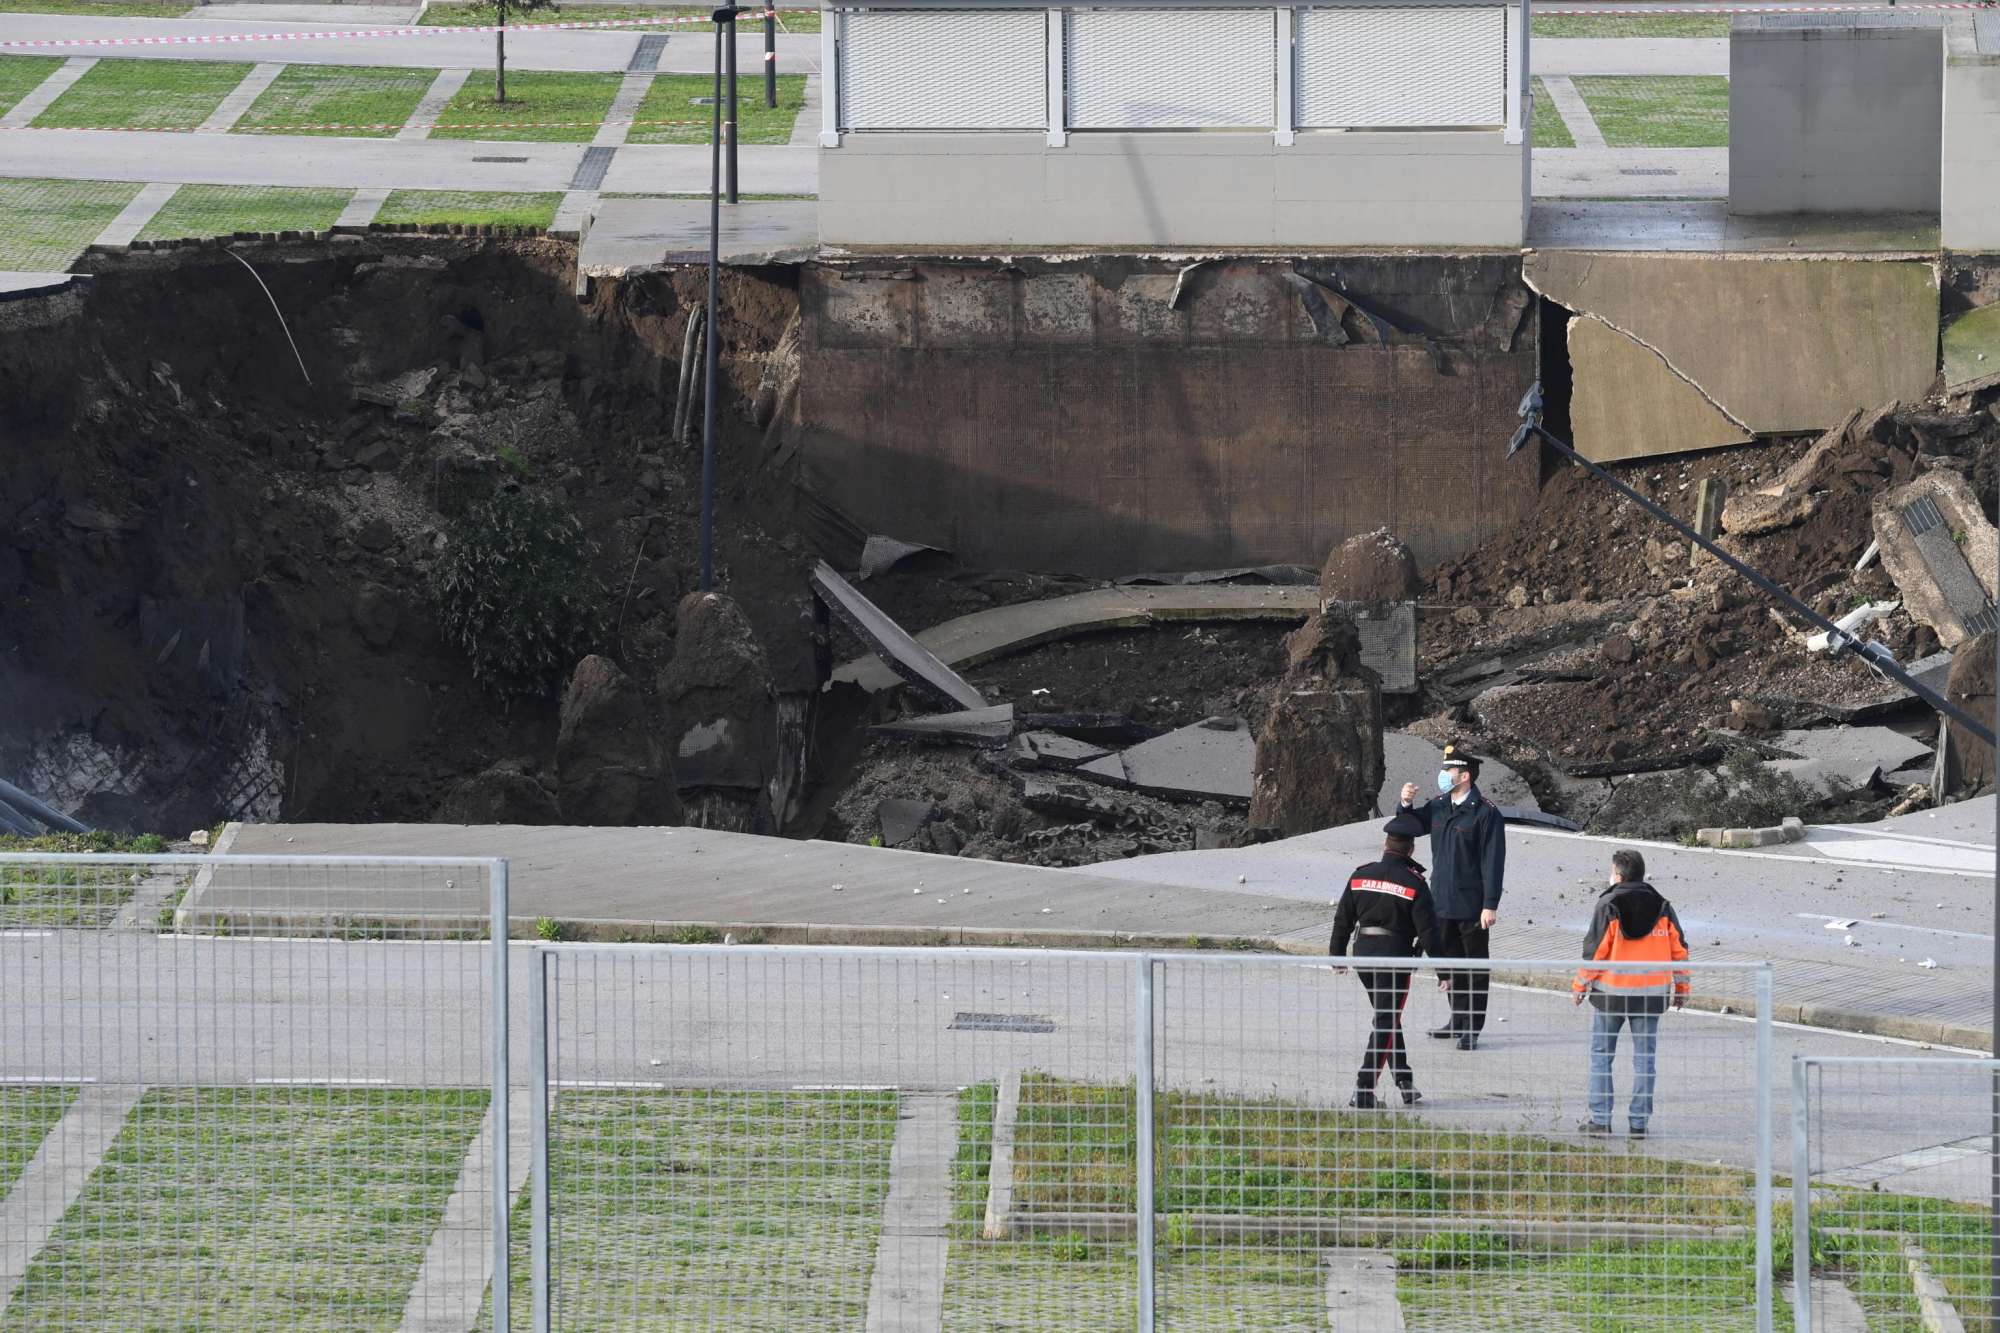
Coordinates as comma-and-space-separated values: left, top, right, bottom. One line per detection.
1441, 742, 1481, 775
1384, 813, 1424, 839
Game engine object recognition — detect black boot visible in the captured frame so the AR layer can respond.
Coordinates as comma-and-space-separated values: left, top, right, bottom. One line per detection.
1397, 1082, 1422, 1107
1427, 1026, 1456, 1040
1348, 1088, 1378, 1110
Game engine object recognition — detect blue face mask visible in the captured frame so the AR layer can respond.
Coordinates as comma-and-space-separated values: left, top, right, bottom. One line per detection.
1436, 770, 1454, 793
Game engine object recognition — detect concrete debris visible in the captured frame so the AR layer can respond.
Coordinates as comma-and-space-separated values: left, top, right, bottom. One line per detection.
1721, 486, 1820, 537
875, 798, 935, 847
1937, 631, 1995, 793
659, 592, 782, 829
1249, 608, 1385, 834
1762, 726, 1933, 791
872, 704, 1017, 748
812, 560, 986, 711
1354, 603, 1418, 693
556, 654, 680, 826
1011, 730, 1112, 770
1807, 600, 1901, 653
1566, 315, 1753, 462
432, 762, 561, 825
1082, 716, 1256, 806
1117, 565, 1316, 587
1870, 471, 1998, 649
1379, 733, 1541, 815
857, 534, 946, 581
1854, 539, 1880, 571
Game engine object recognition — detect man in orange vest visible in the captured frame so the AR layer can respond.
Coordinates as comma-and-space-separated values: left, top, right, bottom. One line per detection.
1572, 848, 1690, 1139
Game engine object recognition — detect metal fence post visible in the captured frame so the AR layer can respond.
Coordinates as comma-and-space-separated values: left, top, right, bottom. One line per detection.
1792, 1056, 1813, 1333
1135, 953, 1156, 1333
1756, 965, 1775, 1333
530, 948, 551, 1333
491, 858, 511, 1332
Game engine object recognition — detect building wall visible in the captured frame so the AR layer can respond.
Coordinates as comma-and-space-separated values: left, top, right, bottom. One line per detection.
817, 131, 1528, 249
1729, 24, 1943, 215
794, 257, 1543, 576
1942, 15, 2000, 249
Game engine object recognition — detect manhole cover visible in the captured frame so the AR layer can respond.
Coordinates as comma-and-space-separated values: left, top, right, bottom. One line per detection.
949, 1012, 1055, 1034
690, 96, 717, 106
473, 156, 529, 163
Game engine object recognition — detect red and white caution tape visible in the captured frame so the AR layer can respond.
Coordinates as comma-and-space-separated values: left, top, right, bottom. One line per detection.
0, 10, 798, 52
1536, 2, 1990, 10
0, 115, 718, 132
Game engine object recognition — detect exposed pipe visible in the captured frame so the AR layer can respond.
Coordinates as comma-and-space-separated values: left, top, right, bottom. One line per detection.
0, 797, 38, 837
0, 777, 90, 835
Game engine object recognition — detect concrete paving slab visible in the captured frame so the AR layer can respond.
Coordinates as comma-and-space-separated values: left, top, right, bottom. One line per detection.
198, 59, 287, 132
397, 1089, 530, 1333
222, 822, 1334, 948
0, 56, 95, 130
0, 272, 84, 298
1807, 1278, 1871, 1333
1533, 145, 1726, 199
0, 1084, 145, 1318
577, 196, 819, 274
1532, 37, 1728, 76
1076, 716, 1254, 804
873, 704, 1016, 748
1766, 726, 1933, 790
864, 1091, 955, 1333
815, 560, 987, 712
1324, 1249, 1405, 1332
834, 585, 1320, 695
1016, 730, 1112, 769
0, 126, 584, 189
1528, 200, 1941, 252
593, 68, 651, 147
336, 183, 389, 226
1539, 74, 1605, 147
397, 66, 468, 141
91, 180, 180, 247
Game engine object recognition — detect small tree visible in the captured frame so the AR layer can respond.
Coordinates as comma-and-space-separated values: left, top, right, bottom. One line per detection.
491, 0, 556, 104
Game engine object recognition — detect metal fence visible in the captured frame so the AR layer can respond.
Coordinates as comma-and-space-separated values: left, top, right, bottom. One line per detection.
0, 851, 509, 1331
520, 945, 1780, 1332
1792, 1056, 1998, 1333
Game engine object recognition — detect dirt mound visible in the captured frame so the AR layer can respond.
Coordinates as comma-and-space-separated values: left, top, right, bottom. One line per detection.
1321, 529, 1418, 605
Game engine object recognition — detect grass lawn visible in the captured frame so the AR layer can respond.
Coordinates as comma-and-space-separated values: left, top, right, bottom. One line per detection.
1396, 1234, 1766, 1331
0, 0, 192, 14
418, 3, 821, 33
4, 1087, 488, 1332
374, 189, 562, 228
431, 68, 621, 142
0, 54, 61, 118
626, 71, 804, 145
234, 64, 436, 137
135, 185, 352, 241
32, 57, 252, 130
0, 1086, 77, 1196
1812, 1190, 1991, 1331
1572, 75, 1729, 149
1531, 77, 1574, 149
482, 1088, 899, 1329
1532, 14, 1730, 38
0, 839, 154, 926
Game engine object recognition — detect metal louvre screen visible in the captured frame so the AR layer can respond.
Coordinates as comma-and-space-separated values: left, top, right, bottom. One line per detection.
839, 9, 1048, 131
1297, 5, 1506, 128
1065, 8, 1276, 130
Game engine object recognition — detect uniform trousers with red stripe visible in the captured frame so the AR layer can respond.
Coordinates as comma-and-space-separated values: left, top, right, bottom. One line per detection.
1354, 962, 1416, 1090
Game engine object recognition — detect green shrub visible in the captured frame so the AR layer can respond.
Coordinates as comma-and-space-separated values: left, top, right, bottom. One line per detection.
430, 491, 608, 699
1664, 748, 1826, 841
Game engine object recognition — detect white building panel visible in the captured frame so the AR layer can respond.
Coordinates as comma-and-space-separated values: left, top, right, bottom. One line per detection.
1066, 9, 1277, 130
1297, 5, 1506, 128
840, 10, 1048, 130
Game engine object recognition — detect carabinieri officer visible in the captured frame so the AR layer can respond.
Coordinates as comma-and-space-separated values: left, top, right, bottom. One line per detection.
1329, 812, 1440, 1109
1398, 741, 1507, 1050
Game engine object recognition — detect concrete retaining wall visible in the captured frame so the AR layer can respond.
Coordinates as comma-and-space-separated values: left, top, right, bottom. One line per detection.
795, 255, 1543, 575
1943, 15, 2000, 250
1729, 21, 1943, 216
817, 131, 1528, 250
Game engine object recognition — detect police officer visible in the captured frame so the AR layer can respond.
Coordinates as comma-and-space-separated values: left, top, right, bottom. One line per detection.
1329, 812, 1440, 1109
1398, 742, 1507, 1050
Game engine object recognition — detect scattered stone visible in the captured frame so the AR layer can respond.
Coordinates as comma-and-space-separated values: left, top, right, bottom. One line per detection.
1720, 487, 1819, 537
659, 591, 778, 830
1452, 606, 1482, 627
876, 797, 935, 847
433, 763, 561, 824
1600, 634, 1636, 665
1729, 699, 1776, 734
1506, 585, 1530, 610
1248, 607, 1384, 836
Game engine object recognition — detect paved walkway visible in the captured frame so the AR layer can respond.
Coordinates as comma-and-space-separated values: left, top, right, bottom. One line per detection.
0, 1085, 146, 1319
1533, 37, 1729, 76
1538, 74, 1606, 147
1534, 144, 1727, 199
1528, 200, 1941, 251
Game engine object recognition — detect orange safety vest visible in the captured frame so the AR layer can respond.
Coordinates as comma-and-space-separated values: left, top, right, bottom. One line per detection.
1573, 912, 1691, 998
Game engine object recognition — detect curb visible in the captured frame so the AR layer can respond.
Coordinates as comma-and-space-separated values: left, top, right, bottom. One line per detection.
1696, 817, 1806, 850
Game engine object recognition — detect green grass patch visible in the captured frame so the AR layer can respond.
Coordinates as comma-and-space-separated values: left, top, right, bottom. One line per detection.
482, 1088, 899, 1329
234, 64, 436, 138
33, 57, 253, 130
1396, 1234, 1765, 1331
431, 68, 621, 142
951, 1080, 998, 1229
1810, 1189, 1990, 1330
135, 185, 352, 240
417, 3, 820, 32
0, 54, 62, 117
0, 0, 192, 14
1530, 77, 1574, 149
373, 189, 561, 228
0, 1086, 77, 1196
1532, 14, 1731, 38
1572, 74, 1729, 149
626, 72, 805, 145
4, 1087, 489, 1331
0, 826, 163, 925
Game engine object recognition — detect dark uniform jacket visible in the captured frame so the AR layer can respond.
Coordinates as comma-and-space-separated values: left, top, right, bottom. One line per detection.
1329, 854, 1440, 959
1400, 785, 1507, 921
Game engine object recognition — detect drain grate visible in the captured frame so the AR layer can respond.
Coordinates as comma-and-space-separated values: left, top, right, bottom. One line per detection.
569, 145, 616, 191
1620, 168, 1675, 177
949, 1012, 1055, 1034
1901, 495, 1946, 537
629, 33, 669, 72
472, 155, 529, 163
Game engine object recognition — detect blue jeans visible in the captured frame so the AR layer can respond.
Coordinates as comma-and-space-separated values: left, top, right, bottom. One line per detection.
1588, 1006, 1660, 1129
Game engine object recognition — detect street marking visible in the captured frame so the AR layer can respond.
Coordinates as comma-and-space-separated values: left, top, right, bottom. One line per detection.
1796, 913, 1993, 943
0, 1076, 95, 1084
252, 1076, 392, 1085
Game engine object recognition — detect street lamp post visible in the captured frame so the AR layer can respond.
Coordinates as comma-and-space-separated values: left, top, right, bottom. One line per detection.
699, 4, 750, 592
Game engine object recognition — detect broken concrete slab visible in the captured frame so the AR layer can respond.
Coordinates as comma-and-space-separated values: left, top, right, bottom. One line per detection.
1721, 486, 1819, 537
1379, 733, 1541, 814
1012, 731, 1113, 770
1118, 565, 1316, 587
1765, 726, 1932, 790
812, 560, 987, 711
1353, 603, 1418, 693
876, 798, 935, 848
1871, 471, 1999, 649
872, 704, 1017, 748
1525, 251, 1939, 438
1568, 315, 1752, 462
1942, 301, 2000, 394
1078, 717, 1256, 805
1015, 772, 1134, 821
857, 534, 946, 580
